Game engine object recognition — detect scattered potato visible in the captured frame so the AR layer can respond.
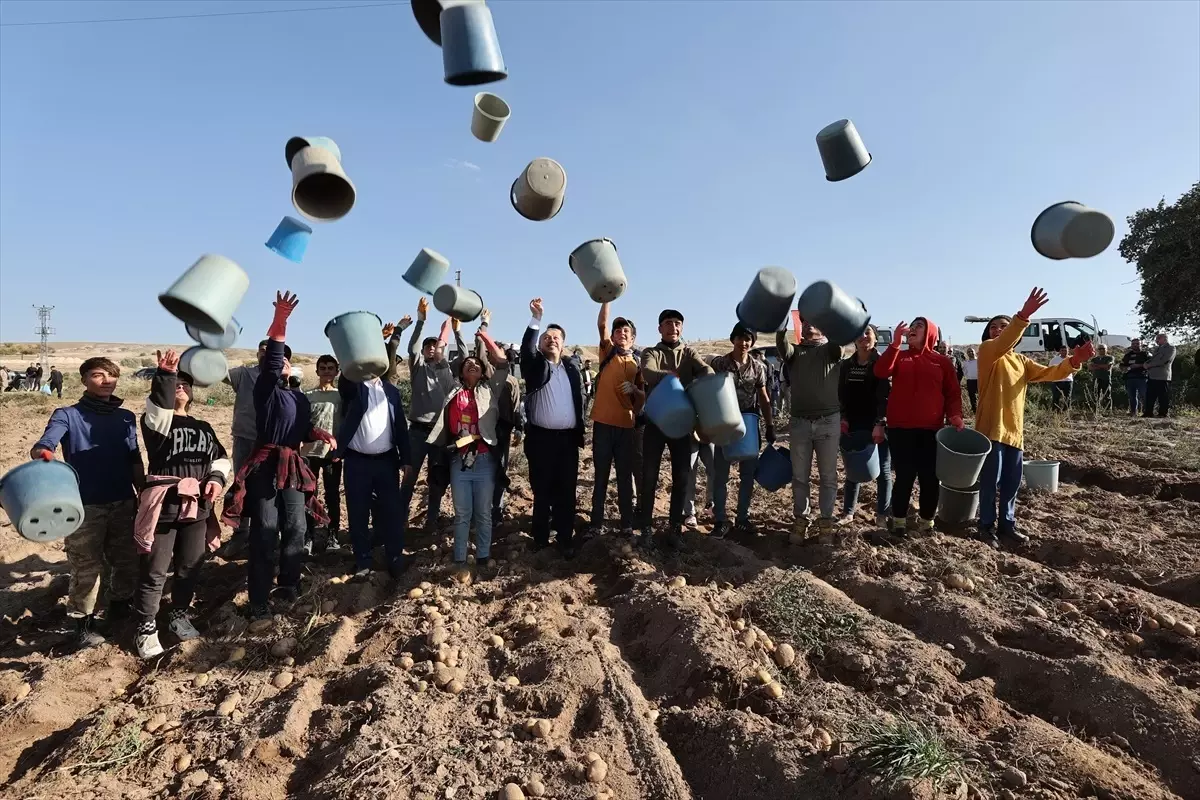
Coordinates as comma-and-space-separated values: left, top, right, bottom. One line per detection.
740, 629, 758, 649
766, 681, 784, 700
1174, 620, 1196, 637
533, 718, 553, 739
1145, 617, 1160, 630
505, 676, 521, 687
1098, 598, 1116, 612
811, 728, 833, 751
270, 637, 298, 658
13, 683, 31, 702
248, 618, 274, 634
488, 634, 505, 648
419, 581, 432, 591
445, 679, 465, 695
943, 573, 969, 590
586, 757, 608, 783
732, 618, 746, 631
216, 692, 241, 717
1123, 632, 1145, 647
397, 655, 415, 670
174, 753, 192, 773
1056, 601, 1079, 615
272, 672, 294, 690
756, 668, 773, 685
524, 778, 546, 797
668, 576, 686, 589
646, 709, 660, 723
320, 600, 337, 614
774, 643, 797, 668
408, 587, 424, 599
1155, 612, 1177, 629
145, 712, 167, 733
522, 615, 538, 629
227, 646, 246, 663
417, 681, 428, 692
428, 627, 450, 647
193, 673, 210, 689
501, 783, 525, 800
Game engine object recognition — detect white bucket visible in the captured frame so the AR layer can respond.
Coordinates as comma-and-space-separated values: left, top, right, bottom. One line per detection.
1023, 460, 1060, 492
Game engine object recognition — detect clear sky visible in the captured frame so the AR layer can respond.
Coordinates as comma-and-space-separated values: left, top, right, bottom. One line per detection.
1, 0, 1198, 355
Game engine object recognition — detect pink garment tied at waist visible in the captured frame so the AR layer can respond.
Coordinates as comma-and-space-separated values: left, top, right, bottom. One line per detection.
134, 476, 202, 554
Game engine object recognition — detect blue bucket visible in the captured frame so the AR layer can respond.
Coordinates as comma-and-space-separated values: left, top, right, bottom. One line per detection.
0, 460, 85, 542
440, 2, 507, 86
403, 248, 450, 296
721, 413, 761, 462
265, 216, 313, 263
841, 437, 880, 483
755, 445, 792, 492
645, 376, 695, 439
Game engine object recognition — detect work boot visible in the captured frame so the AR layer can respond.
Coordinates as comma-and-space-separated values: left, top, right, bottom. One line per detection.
817, 517, 836, 545
788, 518, 810, 545
74, 615, 106, 649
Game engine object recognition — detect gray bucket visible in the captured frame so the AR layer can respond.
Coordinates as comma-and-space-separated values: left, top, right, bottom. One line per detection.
291, 145, 356, 222
937, 482, 980, 526
403, 248, 450, 296
179, 346, 229, 388
159, 254, 250, 336
434, 284, 484, 322
511, 158, 566, 222
796, 279, 871, 346
1031, 201, 1114, 260
569, 238, 627, 303
285, 136, 342, 169
0, 459, 85, 543
935, 427, 992, 490
186, 317, 241, 351
816, 119, 871, 182
1023, 460, 1060, 492
324, 311, 389, 382
471, 92, 511, 143
737, 267, 797, 332
687, 372, 746, 447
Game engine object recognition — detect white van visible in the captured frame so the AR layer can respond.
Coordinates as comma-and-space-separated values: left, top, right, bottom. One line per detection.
962, 316, 1131, 354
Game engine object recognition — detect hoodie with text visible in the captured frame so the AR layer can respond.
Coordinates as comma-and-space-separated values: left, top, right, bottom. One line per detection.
873, 317, 962, 430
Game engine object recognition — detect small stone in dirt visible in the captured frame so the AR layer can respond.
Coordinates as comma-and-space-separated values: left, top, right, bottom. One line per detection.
174, 753, 193, 773
524, 778, 545, 797
488, 634, 505, 648
774, 643, 796, 668
193, 672, 210, 688
227, 646, 247, 663
270, 637, 298, 658
500, 783, 525, 800
843, 653, 872, 672
1173, 620, 1196, 637
409, 588, 425, 599
669, 576, 686, 589
1000, 766, 1027, 788
145, 712, 168, 733
272, 672, 294, 690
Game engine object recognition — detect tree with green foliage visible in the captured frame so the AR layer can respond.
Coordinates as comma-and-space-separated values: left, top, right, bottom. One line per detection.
1119, 181, 1200, 338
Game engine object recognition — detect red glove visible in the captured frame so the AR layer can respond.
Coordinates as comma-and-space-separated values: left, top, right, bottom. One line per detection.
1018, 287, 1049, 321
267, 290, 299, 340
840, 419, 850, 435
872, 424, 886, 444
950, 415, 965, 431
1070, 340, 1096, 368
36, 449, 54, 462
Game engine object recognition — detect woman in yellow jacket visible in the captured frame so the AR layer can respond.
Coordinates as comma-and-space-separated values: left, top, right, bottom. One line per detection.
975, 288, 1094, 549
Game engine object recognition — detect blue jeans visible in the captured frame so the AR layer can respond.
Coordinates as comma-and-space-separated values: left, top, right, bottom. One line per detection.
978, 441, 1023, 530
1125, 376, 1147, 416
841, 430, 892, 516
344, 451, 405, 573
712, 448, 756, 524
450, 451, 494, 562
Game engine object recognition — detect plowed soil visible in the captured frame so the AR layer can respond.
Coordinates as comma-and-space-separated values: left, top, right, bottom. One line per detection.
2, 380, 1198, 800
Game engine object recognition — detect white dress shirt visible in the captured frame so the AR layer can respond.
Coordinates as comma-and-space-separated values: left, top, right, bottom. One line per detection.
963, 359, 978, 380
1049, 355, 1073, 381
348, 378, 394, 453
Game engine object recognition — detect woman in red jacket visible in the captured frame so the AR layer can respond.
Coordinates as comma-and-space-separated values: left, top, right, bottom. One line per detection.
873, 317, 963, 536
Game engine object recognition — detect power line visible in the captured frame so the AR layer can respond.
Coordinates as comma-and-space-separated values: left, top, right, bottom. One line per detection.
0, 2, 403, 28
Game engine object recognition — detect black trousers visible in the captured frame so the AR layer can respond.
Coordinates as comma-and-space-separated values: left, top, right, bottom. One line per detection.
135, 518, 208, 626
966, 380, 978, 413
1051, 381, 1073, 411
889, 428, 939, 520
1145, 379, 1170, 417
345, 450, 405, 573
638, 421, 694, 530
591, 421, 635, 528
246, 464, 307, 606
524, 425, 580, 547
493, 420, 514, 516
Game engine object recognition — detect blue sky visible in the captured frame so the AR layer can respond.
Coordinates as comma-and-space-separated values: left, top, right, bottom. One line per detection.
1, 0, 1198, 355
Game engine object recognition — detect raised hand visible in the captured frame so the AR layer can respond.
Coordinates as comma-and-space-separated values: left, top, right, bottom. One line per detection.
1018, 287, 1049, 321
417, 297, 430, 319
451, 317, 461, 332
273, 290, 299, 317
1071, 340, 1096, 366
157, 349, 180, 372
530, 298, 544, 320
481, 308, 491, 326
399, 314, 413, 329
892, 321, 909, 343
382, 322, 396, 339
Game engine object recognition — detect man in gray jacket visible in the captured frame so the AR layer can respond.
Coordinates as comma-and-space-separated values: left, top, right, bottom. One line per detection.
777, 317, 845, 543
1143, 332, 1176, 418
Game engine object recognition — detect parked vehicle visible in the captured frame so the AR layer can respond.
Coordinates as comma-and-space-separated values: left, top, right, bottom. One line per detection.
963, 316, 1131, 353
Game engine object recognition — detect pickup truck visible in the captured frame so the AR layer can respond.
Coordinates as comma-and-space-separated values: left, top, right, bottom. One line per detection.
963, 316, 1131, 353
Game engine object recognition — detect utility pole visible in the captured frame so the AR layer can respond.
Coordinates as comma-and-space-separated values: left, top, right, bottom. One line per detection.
32, 305, 54, 374
455, 270, 462, 287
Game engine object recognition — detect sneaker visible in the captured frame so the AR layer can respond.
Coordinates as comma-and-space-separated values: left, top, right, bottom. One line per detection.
978, 523, 1000, 549
890, 516, 908, 537
918, 517, 935, 533
136, 629, 164, 659
273, 585, 300, 604
683, 515, 698, 529
711, 521, 733, 540
168, 611, 200, 642
735, 520, 759, 537
73, 614, 106, 649
353, 567, 372, 582
248, 603, 272, 622
817, 517, 835, 545
999, 525, 1029, 544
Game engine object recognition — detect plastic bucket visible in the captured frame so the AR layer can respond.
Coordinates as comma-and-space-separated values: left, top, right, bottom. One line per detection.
291, 145, 356, 222
285, 136, 342, 169
935, 427, 992, 489
511, 158, 566, 222
936, 482, 980, 526
796, 279, 871, 346
1031, 202, 1114, 260
265, 216, 313, 263
721, 413, 761, 462
0, 460, 85, 542
433, 284, 484, 322
736, 267, 797, 332
1023, 460, 1060, 492
186, 317, 241, 351
755, 445, 792, 492
841, 437, 880, 483
324, 311, 389, 382
179, 346, 229, 388
471, 92, 511, 142
403, 248, 451, 295
158, 254, 249, 335
688, 373, 746, 447
569, 238, 627, 303
645, 375, 695, 440
816, 118, 871, 182
440, 2, 507, 86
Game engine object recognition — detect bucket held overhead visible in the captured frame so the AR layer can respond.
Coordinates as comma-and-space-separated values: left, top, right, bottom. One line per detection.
816, 119, 871, 182
1030, 201, 1114, 260
434, 284, 485, 322
291, 145, 356, 222
511, 158, 566, 222
0, 460, 86, 543
404, 248, 451, 295
441, 1, 507, 86
285, 136, 342, 169
569, 238, 627, 303
796, 279, 871, 346
265, 216, 313, 263
179, 346, 229, 388
471, 92, 511, 143
159, 254, 249, 336
325, 311, 390, 382
737, 267, 797, 332
186, 317, 241, 351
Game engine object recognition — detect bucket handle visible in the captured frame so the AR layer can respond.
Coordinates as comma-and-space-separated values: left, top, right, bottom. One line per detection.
568, 238, 616, 278
510, 178, 566, 222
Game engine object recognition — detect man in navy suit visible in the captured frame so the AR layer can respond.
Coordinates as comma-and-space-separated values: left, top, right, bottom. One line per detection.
338, 334, 412, 580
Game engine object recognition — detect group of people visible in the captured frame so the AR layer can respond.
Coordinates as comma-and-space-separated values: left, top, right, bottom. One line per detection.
1, 362, 64, 395
27, 282, 1158, 658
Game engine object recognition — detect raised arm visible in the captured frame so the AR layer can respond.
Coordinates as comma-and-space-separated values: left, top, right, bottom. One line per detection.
776, 328, 795, 364
255, 291, 298, 408
142, 350, 180, 453
519, 298, 544, 378
597, 301, 611, 341
384, 317, 408, 384
408, 300, 428, 367
448, 318, 467, 374
874, 321, 907, 379
1025, 341, 1095, 384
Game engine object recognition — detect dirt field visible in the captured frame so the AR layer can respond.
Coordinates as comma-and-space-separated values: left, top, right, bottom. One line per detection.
1, 343, 1199, 800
